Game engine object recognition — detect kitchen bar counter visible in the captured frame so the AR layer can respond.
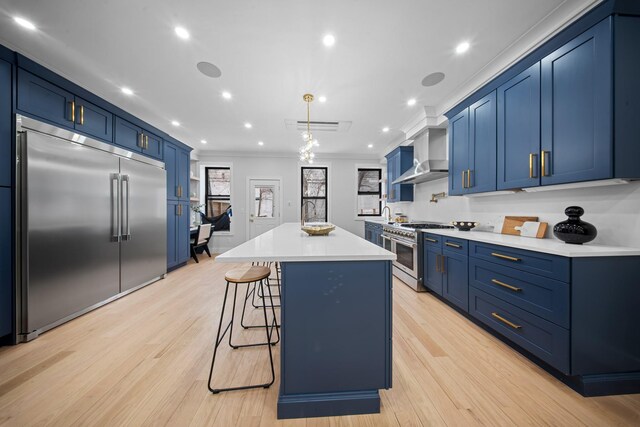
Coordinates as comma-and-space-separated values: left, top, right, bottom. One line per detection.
419, 228, 640, 257
216, 222, 394, 419
216, 222, 396, 262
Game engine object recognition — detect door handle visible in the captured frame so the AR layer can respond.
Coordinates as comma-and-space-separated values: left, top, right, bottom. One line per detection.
529, 153, 537, 178
541, 150, 550, 177
78, 105, 84, 125
121, 175, 131, 240
467, 169, 471, 188
111, 173, 121, 242
425, 237, 438, 243
139, 133, 144, 148
69, 100, 76, 122
145, 135, 149, 150
491, 312, 522, 330
441, 255, 446, 274
445, 242, 461, 248
461, 170, 466, 188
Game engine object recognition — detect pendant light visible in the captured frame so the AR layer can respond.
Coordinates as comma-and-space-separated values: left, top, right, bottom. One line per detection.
299, 94, 317, 164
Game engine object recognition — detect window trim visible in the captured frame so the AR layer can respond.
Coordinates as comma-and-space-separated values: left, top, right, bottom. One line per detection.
301, 166, 328, 223
356, 167, 383, 217
201, 164, 233, 234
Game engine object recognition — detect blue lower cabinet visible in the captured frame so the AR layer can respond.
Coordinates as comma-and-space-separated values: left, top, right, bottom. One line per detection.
278, 260, 392, 419
167, 202, 190, 269
1, 59, 11, 188
0, 187, 12, 338
423, 247, 443, 295
177, 202, 190, 263
442, 250, 468, 312
167, 202, 178, 268
17, 69, 74, 129
75, 97, 113, 142
469, 287, 570, 374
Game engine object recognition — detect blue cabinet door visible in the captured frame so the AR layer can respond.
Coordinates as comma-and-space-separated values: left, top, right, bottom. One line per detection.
75, 97, 113, 142
114, 117, 142, 153
385, 147, 414, 202
0, 187, 12, 338
167, 202, 178, 268
448, 108, 469, 195
177, 202, 191, 263
178, 148, 190, 201
442, 251, 469, 312
142, 130, 163, 160
497, 63, 541, 190
468, 91, 497, 194
17, 69, 74, 129
164, 142, 178, 201
386, 153, 395, 202
541, 19, 612, 185
0, 59, 11, 188
424, 247, 443, 295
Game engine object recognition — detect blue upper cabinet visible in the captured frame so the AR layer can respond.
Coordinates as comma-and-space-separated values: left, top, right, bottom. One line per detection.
448, 91, 495, 195
497, 63, 541, 190
0, 59, 11, 188
17, 70, 114, 143
114, 117, 163, 160
165, 141, 190, 202
448, 109, 469, 196
385, 146, 414, 202
468, 92, 497, 194
541, 18, 612, 186
144, 130, 163, 160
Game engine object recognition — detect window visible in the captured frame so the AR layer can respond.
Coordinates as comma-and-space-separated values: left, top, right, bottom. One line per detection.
205, 167, 231, 231
301, 167, 327, 223
254, 186, 274, 218
357, 168, 382, 216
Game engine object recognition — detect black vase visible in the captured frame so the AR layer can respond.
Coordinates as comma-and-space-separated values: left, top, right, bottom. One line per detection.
553, 206, 597, 245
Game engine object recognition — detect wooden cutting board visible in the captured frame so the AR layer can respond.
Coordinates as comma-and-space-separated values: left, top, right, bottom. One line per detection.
501, 216, 539, 236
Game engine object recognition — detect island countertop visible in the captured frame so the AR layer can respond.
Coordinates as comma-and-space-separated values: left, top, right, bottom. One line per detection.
216, 223, 396, 263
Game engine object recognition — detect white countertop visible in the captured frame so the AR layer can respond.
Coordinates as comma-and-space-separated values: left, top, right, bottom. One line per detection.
421, 228, 640, 257
216, 223, 396, 263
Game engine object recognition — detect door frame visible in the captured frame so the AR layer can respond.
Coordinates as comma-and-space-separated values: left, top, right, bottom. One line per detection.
245, 176, 283, 240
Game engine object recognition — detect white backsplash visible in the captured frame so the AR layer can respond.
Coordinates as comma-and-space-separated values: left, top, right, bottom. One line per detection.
388, 178, 640, 248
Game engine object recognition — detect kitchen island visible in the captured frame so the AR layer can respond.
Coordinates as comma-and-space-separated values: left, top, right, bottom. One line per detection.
216, 223, 396, 419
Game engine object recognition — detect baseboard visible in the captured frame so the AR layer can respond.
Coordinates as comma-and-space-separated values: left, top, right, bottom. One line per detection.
277, 390, 380, 419
567, 372, 640, 397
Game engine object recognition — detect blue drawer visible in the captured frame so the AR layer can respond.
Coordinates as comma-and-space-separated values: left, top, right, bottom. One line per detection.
469, 241, 570, 282
442, 236, 468, 254
469, 258, 569, 328
423, 233, 443, 249
469, 287, 570, 374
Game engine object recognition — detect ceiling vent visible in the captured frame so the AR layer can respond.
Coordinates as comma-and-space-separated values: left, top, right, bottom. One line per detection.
285, 119, 352, 132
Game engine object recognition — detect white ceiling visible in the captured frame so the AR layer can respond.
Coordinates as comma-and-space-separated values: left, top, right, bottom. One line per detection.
0, 0, 598, 155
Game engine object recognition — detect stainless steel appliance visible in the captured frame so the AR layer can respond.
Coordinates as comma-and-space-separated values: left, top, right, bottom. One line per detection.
15, 116, 167, 341
382, 222, 453, 291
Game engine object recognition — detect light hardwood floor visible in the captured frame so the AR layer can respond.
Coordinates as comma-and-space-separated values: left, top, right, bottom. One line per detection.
1, 255, 639, 426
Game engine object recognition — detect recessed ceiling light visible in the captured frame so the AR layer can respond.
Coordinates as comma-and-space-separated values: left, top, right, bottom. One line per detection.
319, 96, 327, 103
14, 17, 36, 31
258, 141, 264, 146
171, 120, 181, 127
382, 127, 390, 133
244, 122, 252, 129
368, 144, 373, 148
200, 139, 207, 145
121, 87, 134, 96
455, 41, 470, 54
222, 91, 232, 100
174, 26, 190, 40
323, 34, 336, 47
407, 98, 417, 106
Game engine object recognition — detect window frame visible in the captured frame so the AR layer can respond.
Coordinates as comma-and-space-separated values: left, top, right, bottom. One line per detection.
356, 167, 383, 217
204, 166, 232, 232
301, 166, 328, 223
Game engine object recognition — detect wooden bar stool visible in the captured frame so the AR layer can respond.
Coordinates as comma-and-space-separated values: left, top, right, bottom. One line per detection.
208, 265, 278, 394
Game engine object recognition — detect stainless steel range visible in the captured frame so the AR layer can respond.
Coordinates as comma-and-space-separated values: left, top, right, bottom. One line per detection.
382, 222, 454, 291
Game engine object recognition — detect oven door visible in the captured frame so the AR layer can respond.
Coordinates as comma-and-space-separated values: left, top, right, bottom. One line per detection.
391, 237, 418, 277
381, 234, 394, 253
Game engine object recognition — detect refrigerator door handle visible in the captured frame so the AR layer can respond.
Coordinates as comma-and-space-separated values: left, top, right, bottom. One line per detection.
110, 173, 121, 242
121, 174, 131, 240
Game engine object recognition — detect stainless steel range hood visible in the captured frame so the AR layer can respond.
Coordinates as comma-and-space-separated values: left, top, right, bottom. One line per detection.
392, 159, 449, 184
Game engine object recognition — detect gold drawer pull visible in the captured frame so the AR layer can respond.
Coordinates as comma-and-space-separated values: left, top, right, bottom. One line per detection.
491, 252, 520, 262
491, 312, 522, 329
491, 279, 522, 292
445, 242, 461, 248
529, 153, 537, 178
425, 237, 438, 243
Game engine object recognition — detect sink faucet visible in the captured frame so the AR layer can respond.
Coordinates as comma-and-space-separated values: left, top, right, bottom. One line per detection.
301, 200, 317, 226
430, 192, 446, 203
381, 205, 391, 222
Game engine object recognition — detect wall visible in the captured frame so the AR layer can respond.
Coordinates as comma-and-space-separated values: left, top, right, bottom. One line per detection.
388, 177, 640, 248
196, 152, 382, 252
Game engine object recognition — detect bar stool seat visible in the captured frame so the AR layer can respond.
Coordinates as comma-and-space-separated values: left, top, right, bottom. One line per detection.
208, 264, 278, 394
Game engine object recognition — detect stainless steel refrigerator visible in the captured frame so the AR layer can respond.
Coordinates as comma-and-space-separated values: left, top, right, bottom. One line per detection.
16, 115, 167, 341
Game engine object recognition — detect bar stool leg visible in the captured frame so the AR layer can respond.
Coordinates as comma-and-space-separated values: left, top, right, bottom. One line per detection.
259, 279, 276, 388
230, 278, 279, 347
208, 281, 231, 393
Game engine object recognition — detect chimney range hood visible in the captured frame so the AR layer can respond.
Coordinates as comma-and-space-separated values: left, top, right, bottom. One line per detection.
392, 159, 449, 184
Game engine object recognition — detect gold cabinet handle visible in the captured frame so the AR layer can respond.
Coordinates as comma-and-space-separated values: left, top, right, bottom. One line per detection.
139, 133, 144, 148
462, 170, 466, 188
491, 252, 520, 262
491, 312, 522, 329
441, 255, 446, 274
467, 169, 471, 188
529, 153, 537, 178
69, 100, 75, 122
541, 150, 550, 177
425, 237, 438, 243
79, 105, 84, 125
491, 279, 522, 292
445, 242, 461, 248
145, 135, 149, 149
